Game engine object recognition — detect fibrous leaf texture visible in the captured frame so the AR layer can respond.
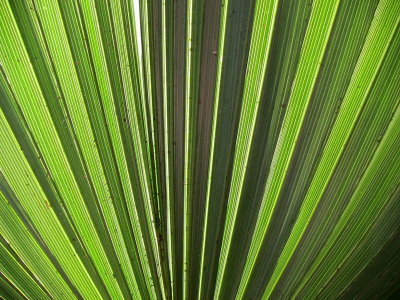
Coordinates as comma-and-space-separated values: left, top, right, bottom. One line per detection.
0, 0, 399, 299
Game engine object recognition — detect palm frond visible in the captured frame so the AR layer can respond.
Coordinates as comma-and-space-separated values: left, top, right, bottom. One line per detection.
0, 0, 399, 299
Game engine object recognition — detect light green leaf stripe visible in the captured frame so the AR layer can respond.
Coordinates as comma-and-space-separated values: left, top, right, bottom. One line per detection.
295, 102, 400, 299
80, 0, 158, 297
0, 189, 75, 299
197, 0, 229, 298
234, 1, 340, 297
183, 0, 204, 298
0, 105, 101, 299
213, 0, 279, 298
161, 0, 176, 297
0, 238, 49, 299
260, 0, 400, 298
0, 272, 27, 300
